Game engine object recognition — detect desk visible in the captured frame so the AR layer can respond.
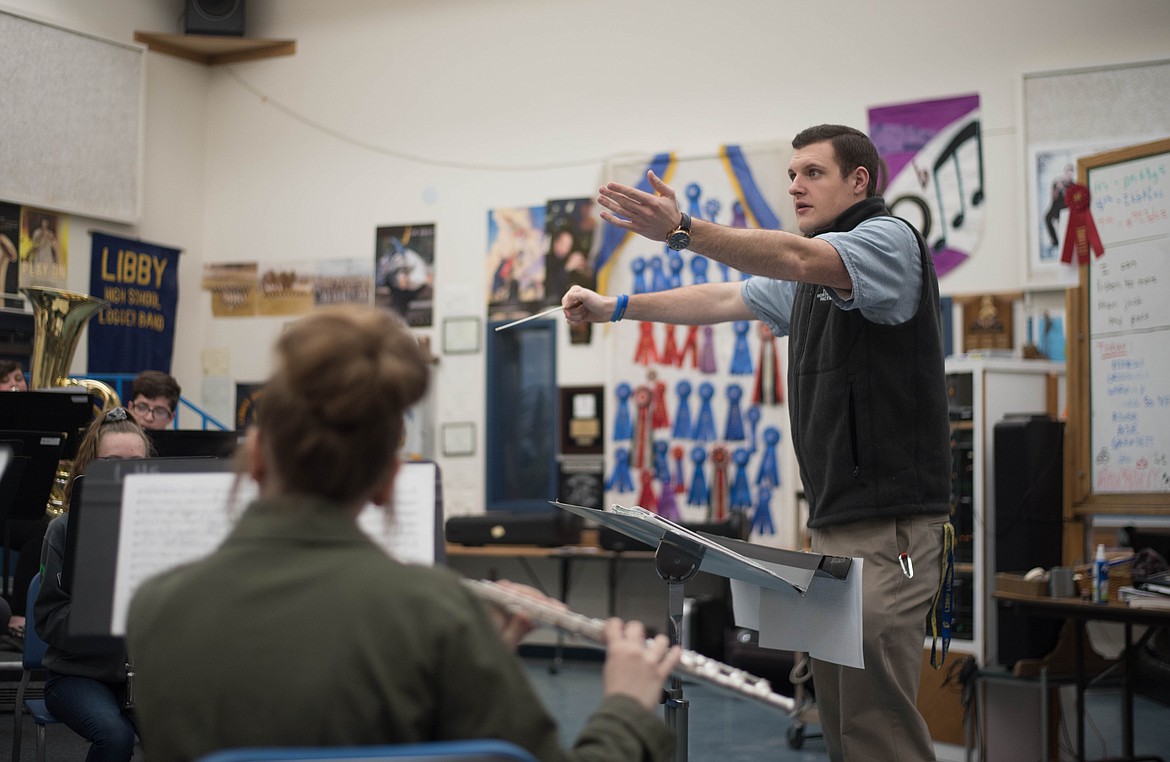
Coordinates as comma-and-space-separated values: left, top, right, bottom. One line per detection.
995, 591, 1170, 762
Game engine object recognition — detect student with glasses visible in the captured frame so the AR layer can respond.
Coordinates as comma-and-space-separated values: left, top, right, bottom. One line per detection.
35, 406, 153, 762
127, 370, 181, 431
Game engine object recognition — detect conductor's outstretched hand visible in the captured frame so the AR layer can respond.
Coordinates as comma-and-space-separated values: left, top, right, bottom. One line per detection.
561, 285, 614, 324
601, 618, 681, 711
597, 171, 682, 242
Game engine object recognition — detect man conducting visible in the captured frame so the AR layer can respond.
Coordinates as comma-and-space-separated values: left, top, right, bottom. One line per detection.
562, 124, 952, 762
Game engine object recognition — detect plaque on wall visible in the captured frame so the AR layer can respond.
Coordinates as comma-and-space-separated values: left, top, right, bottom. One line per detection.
559, 385, 604, 455
961, 294, 1015, 353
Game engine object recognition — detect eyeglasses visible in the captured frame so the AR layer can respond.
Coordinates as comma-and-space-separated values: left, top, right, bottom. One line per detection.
130, 401, 174, 421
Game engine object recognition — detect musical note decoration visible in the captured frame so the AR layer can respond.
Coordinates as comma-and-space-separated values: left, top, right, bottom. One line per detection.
605, 446, 635, 493
613, 382, 633, 441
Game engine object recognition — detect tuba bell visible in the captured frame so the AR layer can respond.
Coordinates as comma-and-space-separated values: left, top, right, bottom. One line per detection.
21, 286, 121, 515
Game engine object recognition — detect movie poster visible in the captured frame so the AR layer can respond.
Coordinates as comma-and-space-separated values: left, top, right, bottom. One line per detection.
19, 207, 68, 288
486, 205, 545, 321
374, 223, 434, 327
544, 197, 598, 343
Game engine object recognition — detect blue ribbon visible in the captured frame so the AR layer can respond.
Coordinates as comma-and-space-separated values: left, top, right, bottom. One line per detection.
687, 446, 709, 507
730, 321, 754, 375
756, 426, 781, 487
746, 406, 761, 454
613, 382, 633, 441
724, 384, 746, 442
672, 380, 693, 440
653, 439, 670, 483
606, 447, 635, 493
649, 255, 671, 292
685, 182, 703, 220
730, 447, 753, 510
750, 483, 776, 535
593, 152, 672, 295
690, 255, 710, 285
631, 256, 648, 295
692, 381, 718, 442
667, 250, 684, 289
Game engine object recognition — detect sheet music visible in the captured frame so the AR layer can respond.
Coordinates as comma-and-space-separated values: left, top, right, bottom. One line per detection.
110, 464, 439, 635
111, 472, 248, 635
357, 461, 437, 565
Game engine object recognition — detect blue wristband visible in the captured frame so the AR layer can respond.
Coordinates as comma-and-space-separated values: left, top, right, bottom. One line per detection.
610, 293, 629, 322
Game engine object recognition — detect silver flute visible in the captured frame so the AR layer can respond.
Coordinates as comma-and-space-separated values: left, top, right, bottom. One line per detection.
464, 578, 795, 714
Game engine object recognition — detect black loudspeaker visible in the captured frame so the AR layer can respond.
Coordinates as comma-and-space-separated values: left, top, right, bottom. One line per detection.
994, 413, 1064, 667
185, 0, 246, 36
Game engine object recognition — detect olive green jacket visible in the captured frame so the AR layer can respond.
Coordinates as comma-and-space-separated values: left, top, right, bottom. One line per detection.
127, 496, 673, 762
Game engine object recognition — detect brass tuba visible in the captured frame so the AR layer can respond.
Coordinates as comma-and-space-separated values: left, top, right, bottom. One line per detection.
22, 286, 121, 515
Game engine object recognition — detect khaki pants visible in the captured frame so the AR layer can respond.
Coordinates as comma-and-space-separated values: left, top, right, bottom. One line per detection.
810, 514, 947, 762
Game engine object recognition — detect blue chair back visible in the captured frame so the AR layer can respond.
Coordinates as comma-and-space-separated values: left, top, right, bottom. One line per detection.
23, 572, 49, 671
197, 741, 538, 762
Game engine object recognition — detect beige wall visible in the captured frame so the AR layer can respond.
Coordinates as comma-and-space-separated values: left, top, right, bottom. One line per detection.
8, 0, 1170, 515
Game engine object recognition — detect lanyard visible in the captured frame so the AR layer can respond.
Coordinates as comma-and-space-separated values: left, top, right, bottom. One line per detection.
929, 522, 956, 669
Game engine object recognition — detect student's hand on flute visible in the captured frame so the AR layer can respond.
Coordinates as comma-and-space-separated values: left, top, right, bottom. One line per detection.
486, 579, 566, 651
601, 618, 682, 711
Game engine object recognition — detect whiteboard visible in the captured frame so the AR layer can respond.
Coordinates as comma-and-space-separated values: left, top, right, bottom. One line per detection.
0, 9, 144, 223
1085, 140, 1170, 494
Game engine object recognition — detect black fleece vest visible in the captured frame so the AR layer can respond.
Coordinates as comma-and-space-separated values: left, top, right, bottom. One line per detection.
789, 197, 951, 528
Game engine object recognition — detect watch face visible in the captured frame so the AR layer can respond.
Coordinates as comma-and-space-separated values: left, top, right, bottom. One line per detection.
667, 231, 691, 251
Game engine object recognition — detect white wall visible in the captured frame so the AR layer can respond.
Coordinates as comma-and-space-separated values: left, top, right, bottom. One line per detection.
9, 0, 1170, 517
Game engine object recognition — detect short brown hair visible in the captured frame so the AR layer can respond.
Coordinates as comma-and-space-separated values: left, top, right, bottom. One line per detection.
130, 370, 181, 410
257, 306, 430, 506
793, 124, 887, 197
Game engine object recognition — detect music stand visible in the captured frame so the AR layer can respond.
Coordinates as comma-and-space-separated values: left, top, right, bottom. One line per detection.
553, 501, 850, 762
0, 430, 67, 597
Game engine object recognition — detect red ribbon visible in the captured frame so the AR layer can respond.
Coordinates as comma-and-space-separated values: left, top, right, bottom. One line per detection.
1060, 183, 1105, 265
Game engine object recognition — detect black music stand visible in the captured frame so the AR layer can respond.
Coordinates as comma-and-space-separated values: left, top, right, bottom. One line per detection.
553, 501, 839, 762
0, 430, 68, 597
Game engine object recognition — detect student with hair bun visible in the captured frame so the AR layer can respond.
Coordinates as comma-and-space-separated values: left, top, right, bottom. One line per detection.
127, 305, 679, 762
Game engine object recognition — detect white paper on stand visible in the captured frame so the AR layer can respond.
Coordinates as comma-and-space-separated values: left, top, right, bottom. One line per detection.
731, 557, 865, 669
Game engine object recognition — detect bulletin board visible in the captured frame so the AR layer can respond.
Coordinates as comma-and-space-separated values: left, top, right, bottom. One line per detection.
1067, 137, 1170, 515
0, 9, 144, 223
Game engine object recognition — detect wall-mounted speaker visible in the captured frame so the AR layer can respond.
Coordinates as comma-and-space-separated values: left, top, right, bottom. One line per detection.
184, 0, 246, 37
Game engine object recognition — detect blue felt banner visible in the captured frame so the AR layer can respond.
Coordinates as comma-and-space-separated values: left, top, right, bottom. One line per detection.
87, 232, 180, 373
